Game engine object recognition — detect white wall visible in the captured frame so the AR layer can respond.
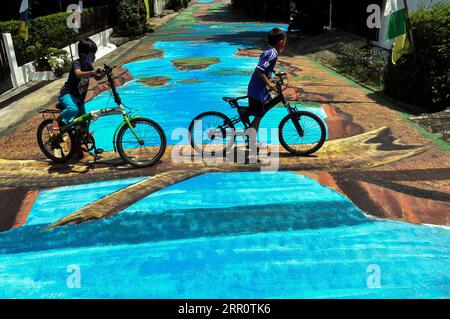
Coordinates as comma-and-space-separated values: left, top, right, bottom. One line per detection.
154, 0, 170, 15
374, 0, 449, 49
3, 28, 117, 88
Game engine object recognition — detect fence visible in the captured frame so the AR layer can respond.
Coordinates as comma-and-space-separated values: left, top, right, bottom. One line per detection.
0, 35, 13, 94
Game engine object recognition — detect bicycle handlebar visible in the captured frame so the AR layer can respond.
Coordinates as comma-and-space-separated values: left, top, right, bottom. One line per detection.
104, 64, 117, 75
103, 64, 122, 105
272, 72, 287, 94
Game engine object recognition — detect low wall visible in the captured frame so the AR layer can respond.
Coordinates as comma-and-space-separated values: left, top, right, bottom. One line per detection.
2, 28, 117, 89
154, 0, 170, 16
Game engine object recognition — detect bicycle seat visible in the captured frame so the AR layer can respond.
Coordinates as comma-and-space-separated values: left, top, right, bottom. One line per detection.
222, 96, 248, 103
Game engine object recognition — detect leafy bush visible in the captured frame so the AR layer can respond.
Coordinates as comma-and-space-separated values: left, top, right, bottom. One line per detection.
384, 1, 450, 111
29, 12, 75, 50
171, 0, 184, 11
0, 6, 113, 66
26, 42, 53, 69
0, 20, 33, 65
116, 0, 147, 36
332, 43, 387, 88
47, 48, 71, 77
25, 42, 71, 76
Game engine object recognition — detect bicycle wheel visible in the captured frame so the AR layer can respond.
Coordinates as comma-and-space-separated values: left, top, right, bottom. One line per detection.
279, 111, 326, 155
37, 119, 76, 163
188, 111, 235, 154
116, 118, 167, 168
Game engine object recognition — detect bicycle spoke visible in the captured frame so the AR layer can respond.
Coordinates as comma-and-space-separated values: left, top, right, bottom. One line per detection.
190, 114, 233, 154
281, 113, 325, 154
121, 121, 163, 164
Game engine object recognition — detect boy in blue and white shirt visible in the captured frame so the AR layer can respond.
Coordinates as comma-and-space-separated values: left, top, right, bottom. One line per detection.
247, 28, 286, 132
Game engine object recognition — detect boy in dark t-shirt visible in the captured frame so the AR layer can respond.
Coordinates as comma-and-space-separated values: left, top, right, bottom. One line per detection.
247, 28, 286, 132
52, 38, 105, 133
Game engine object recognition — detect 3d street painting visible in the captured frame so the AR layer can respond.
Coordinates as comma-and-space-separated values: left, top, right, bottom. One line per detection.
0, 0, 449, 298
1, 171, 449, 298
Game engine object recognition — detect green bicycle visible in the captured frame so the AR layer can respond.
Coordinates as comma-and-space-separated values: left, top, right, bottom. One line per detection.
37, 64, 167, 168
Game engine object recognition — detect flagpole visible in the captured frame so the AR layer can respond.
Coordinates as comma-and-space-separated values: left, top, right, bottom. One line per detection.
402, 0, 415, 47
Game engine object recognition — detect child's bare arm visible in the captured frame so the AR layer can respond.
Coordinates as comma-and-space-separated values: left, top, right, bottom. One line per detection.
93, 68, 106, 80
74, 68, 98, 78
256, 68, 277, 91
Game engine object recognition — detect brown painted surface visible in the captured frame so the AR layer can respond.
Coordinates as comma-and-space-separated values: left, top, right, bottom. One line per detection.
297, 171, 450, 226
85, 68, 133, 102
322, 104, 365, 140
14, 189, 39, 228
0, 188, 38, 231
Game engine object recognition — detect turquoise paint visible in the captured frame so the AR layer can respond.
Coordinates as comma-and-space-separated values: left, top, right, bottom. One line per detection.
0, 172, 448, 298
25, 177, 147, 226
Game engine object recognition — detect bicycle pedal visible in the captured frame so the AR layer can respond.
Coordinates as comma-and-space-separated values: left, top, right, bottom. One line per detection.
94, 148, 104, 155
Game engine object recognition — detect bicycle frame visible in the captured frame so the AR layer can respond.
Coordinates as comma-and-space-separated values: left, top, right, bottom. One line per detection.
223, 75, 303, 135
50, 64, 144, 151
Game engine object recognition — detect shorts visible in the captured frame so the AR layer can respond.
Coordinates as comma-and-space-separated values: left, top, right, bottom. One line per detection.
58, 94, 86, 124
248, 96, 275, 118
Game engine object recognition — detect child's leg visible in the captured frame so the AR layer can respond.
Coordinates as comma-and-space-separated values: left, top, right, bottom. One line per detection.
59, 94, 81, 124
75, 101, 89, 134
248, 97, 264, 132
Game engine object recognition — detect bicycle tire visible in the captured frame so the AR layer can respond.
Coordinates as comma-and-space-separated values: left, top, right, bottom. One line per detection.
278, 111, 326, 155
116, 118, 167, 168
37, 118, 76, 163
188, 111, 235, 155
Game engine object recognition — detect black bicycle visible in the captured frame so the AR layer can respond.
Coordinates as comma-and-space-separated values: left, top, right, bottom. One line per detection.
37, 64, 167, 168
188, 72, 326, 155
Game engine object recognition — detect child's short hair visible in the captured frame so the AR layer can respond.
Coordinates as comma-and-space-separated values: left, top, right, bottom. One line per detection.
268, 28, 286, 47
78, 38, 97, 55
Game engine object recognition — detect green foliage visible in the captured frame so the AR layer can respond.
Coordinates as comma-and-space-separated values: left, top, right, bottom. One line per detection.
29, 13, 74, 50
169, 0, 191, 11
384, 1, 450, 111
0, 20, 32, 65
26, 42, 52, 68
47, 48, 72, 77
25, 42, 71, 75
116, 0, 147, 37
0, 6, 113, 66
332, 43, 387, 89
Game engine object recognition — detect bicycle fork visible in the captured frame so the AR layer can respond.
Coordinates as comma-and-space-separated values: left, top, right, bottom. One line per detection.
284, 101, 305, 137
124, 116, 144, 146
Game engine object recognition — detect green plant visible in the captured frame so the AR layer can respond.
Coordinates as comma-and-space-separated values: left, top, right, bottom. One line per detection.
384, 1, 450, 111
47, 48, 71, 77
25, 42, 71, 76
29, 12, 74, 50
0, 5, 113, 66
26, 42, 52, 69
333, 43, 387, 88
171, 0, 184, 11
0, 20, 32, 66
116, 0, 147, 37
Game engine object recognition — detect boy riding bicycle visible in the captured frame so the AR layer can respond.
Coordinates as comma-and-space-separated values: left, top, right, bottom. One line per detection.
52, 38, 106, 156
246, 28, 287, 133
